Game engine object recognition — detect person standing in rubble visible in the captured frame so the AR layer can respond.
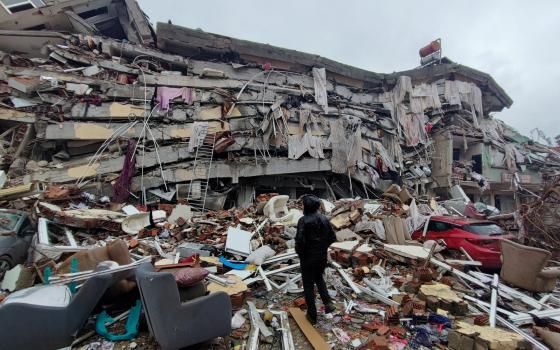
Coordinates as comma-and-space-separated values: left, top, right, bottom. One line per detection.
295, 195, 337, 325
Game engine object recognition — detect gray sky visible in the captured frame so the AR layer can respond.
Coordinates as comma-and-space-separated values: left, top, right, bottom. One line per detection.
138, 0, 560, 143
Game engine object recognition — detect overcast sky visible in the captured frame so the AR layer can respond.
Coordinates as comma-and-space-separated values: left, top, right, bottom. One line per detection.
138, 0, 560, 143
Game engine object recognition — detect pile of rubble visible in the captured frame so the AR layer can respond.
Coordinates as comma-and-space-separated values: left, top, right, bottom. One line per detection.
0, 1, 559, 349
0, 188, 559, 350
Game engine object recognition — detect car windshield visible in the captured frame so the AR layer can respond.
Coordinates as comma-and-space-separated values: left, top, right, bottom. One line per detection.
0, 212, 20, 232
462, 223, 504, 236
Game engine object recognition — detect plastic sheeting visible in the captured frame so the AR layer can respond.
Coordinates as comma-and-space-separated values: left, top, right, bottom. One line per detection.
288, 133, 325, 160
371, 141, 396, 172
406, 199, 428, 233
312, 67, 328, 113
187, 121, 208, 152
444, 80, 483, 127
390, 76, 431, 147
328, 116, 362, 174
383, 216, 411, 245
411, 83, 442, 114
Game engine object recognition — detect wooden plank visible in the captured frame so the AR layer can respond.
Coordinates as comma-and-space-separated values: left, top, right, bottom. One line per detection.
288, 307, 330, 350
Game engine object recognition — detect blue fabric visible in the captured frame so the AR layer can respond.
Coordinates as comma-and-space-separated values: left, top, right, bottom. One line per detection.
219, 256, 248, 270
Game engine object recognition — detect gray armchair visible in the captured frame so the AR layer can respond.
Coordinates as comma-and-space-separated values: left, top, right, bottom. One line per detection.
135, 263, 232, 350
0, 273, 113, 350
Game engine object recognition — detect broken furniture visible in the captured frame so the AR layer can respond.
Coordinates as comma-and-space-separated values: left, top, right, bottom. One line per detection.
0, 273, 113, 350
263, 195, 302, 225
135, 263, 232, 349
500, 239, 560, 292
58, 239, 137, 298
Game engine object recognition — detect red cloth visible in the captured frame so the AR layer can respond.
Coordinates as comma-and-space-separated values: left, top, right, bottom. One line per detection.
425, 122, 433, 133
112, 139, 136, 203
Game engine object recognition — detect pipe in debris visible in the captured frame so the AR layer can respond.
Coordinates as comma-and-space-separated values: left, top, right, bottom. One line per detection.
490, 274, 499, 327
430, 258, 488, 289
331, 261, 362, 295
263, 263, 300, 277
257, 266, 272, 291
357, 284, 399, 306
463, 295, 517, 318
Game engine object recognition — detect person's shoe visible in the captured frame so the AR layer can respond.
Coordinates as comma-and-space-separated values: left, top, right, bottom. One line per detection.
324, 303, 337, 314
306, 313, 317, 325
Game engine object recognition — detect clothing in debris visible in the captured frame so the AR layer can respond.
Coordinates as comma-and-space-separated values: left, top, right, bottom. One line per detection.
156, 87, 194, 110
295, 195, 336, 323
112, 139, 137, 203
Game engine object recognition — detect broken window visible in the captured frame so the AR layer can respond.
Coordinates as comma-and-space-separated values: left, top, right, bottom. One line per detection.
471, 154, 482, 174
0, 0, 43, 14
452, 148, 460, 161
462, 223, 504, 236
427, 220, 452, 232
77, 6, 108, 19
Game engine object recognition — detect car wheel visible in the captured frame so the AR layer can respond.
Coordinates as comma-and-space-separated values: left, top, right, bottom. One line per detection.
0, 256, 14, 281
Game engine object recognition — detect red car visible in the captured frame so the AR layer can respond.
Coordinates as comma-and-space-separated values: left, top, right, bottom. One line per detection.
411, 216, 512, 269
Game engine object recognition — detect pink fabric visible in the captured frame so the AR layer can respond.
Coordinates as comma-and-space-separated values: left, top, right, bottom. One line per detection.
156, 87, 194, 110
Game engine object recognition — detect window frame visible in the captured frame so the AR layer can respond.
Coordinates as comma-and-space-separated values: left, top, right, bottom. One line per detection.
1, 0, 43, 14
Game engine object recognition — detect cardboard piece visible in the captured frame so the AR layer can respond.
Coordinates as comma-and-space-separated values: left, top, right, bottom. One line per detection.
207, 275, 248, 295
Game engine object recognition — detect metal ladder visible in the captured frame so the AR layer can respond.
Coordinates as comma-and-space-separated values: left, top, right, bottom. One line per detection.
187, 125, 216, 212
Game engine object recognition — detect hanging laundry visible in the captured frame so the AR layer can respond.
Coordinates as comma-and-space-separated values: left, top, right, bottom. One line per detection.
156, 87, 194, 110
312, 67, 328, 113
112, 139, 137, 203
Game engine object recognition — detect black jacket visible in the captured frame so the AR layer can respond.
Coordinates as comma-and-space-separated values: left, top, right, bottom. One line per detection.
295, 212, 336, 264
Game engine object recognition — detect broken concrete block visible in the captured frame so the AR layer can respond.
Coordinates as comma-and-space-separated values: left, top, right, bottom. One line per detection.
8, 76, 47, 93
65, 82, 91, 95
1, 265, 36, 292
448, 330, 475, 350
453, 321, 526, 350
336, 228, 362, 242
349, 210, 361, 224
83, 65, 101, 76
200, 68, 226, 78
330, 212, 352, 230
168, 204, 192, 225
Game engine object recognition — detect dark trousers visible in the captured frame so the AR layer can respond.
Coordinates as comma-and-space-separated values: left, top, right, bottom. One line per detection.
301, 261, 331, 321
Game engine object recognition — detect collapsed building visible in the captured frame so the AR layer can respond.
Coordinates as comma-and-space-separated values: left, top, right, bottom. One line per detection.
1, 1, 560, 350
0, 0, 558, 215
